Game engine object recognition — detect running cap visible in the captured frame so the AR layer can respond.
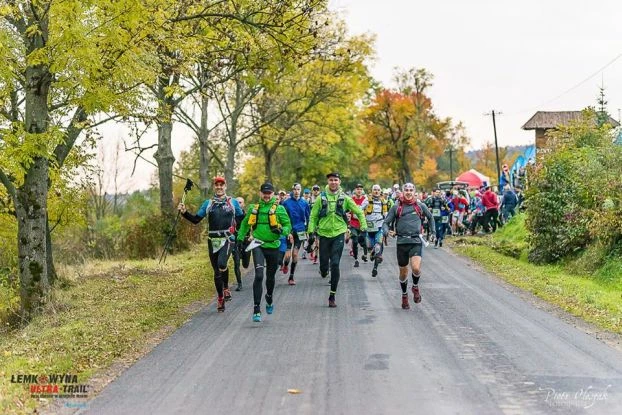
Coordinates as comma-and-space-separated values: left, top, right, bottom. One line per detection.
372, 184, 381, 191
402, 183, 416, 191
292, 182, 301, 189
303, 188, 311, 194
355, 183, 364, 189
213, 176, 226, 185
326, 172, 340, 179
312, 184, 320, 190
260, 182, 275, 193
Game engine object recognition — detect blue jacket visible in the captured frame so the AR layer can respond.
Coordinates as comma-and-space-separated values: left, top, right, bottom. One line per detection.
282, 195, 310, 233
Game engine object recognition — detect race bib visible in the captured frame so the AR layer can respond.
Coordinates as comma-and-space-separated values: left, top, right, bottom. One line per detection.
297, 231, 307, 241
453, 211, 459, 217
432, 208, 441, 217
441, 216, 449, 223
210, 237, 227, 253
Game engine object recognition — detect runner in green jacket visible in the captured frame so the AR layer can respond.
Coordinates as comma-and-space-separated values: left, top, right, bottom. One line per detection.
238, 182, 292, 322
308, 172, 367, 308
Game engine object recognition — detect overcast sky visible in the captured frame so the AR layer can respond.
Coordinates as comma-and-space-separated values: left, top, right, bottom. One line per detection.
330, 0, 622, 148
106, 0, 622, 191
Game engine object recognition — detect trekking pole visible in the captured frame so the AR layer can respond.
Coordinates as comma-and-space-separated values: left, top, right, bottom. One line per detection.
159, 179, 194, 265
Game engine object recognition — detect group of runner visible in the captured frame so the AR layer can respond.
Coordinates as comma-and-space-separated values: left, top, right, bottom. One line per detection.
178, 172, 437, 322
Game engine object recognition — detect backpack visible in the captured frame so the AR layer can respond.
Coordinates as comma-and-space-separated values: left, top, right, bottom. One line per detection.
395, 199, 425, 233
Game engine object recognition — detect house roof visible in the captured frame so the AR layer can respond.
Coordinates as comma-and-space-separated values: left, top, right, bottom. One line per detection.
521, 111, 620, 130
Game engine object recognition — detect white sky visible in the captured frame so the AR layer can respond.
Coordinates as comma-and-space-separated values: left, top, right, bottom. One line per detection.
103, 0, 622, 191
330, 0, 622, 148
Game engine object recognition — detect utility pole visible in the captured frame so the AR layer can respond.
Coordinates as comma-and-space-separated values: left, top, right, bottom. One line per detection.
448, 146, 454, 181
485, 110, 502, 189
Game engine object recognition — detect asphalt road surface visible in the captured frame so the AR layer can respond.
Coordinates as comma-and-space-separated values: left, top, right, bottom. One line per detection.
79, 244, 622, 415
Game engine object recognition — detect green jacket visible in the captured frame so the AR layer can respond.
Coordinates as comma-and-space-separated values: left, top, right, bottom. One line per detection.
237, 197, 292, 249
308, 185, 367, 238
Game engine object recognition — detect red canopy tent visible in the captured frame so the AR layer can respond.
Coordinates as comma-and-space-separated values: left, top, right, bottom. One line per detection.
455, 169, 490, 188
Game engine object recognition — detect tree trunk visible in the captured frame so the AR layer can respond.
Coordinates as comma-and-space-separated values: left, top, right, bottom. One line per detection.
17, 13, 52, 322
225, 110, 239, 192
199, 94, 210, 199
154, 118, 175, 216
46, 215, 57, 285
263, 144, 273, 183
16, 157, 50, 324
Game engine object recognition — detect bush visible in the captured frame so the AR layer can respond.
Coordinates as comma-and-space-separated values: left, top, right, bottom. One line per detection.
526, 109, 622, 266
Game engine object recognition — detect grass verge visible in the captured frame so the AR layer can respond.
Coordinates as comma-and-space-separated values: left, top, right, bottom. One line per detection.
0, 246, 212, 415
450, 214, 622, 335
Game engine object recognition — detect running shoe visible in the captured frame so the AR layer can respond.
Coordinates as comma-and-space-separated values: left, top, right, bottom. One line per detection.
376, 254, 383, 264
282, 264, 289, 274
217, 297, 225, 312
354, 260, 359, 268
235, 283, 243, 292
223, 288, 232, 302
288, 278, 296, 286
266, 303, 274, 314
361, 255, 368, 263
401, 294, 410, 310
253, 313, 261, 322
371, 268, 378, 278
328, 294, 337, 308
412, 286, 422, 303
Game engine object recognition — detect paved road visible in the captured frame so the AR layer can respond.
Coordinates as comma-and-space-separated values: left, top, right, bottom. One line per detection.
79, 244, 622, 414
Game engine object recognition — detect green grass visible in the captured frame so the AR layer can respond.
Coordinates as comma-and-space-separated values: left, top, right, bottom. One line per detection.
451, 215, 622, 335
0, 247, 213, 415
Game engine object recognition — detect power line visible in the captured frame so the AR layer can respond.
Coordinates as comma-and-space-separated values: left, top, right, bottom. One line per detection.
508, 52, 622, 116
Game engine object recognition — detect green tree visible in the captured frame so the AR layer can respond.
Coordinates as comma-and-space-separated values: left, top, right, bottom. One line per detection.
0, 0, 163, 323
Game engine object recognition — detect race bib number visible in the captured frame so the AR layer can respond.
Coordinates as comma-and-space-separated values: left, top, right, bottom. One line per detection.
297, 231, 307, 241
441, 216, 449, 223
453, 211, 460, 217
210, 237, 227, 253
432, 208, 441, 217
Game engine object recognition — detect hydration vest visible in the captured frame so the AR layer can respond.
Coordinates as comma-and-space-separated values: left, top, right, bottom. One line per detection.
248, 201, 282, 234
365, 196, 388, 216
318, 191, 349, 223
207, 197, 235, 233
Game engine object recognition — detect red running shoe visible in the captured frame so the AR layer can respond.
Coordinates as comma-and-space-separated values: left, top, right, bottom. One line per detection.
217, 296, 225, 312
282, 264, 289, 274
401, 294, 410, 309
223, 288, 232, 302
411, 286, 422, 303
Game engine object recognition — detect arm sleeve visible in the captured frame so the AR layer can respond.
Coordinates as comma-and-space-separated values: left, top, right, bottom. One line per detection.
237, 209, 252, 241
308, 197, 320, 233
182, 211, 203, 224
382, 205, 397, 234
420, 202, 436, 236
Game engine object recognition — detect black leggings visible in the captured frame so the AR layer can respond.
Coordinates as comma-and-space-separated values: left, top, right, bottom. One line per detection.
231, 245, 251, 285
319, 234, 345, 292
350, 228, 367, 260
208, 239, 234, 297
252, 247, 279, 307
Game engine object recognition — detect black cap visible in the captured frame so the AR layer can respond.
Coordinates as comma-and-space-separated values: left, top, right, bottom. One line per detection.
260, 182, 275, 193
326, 172, 340, 179
312, 184, 320, 190
355, 183, 363, 188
